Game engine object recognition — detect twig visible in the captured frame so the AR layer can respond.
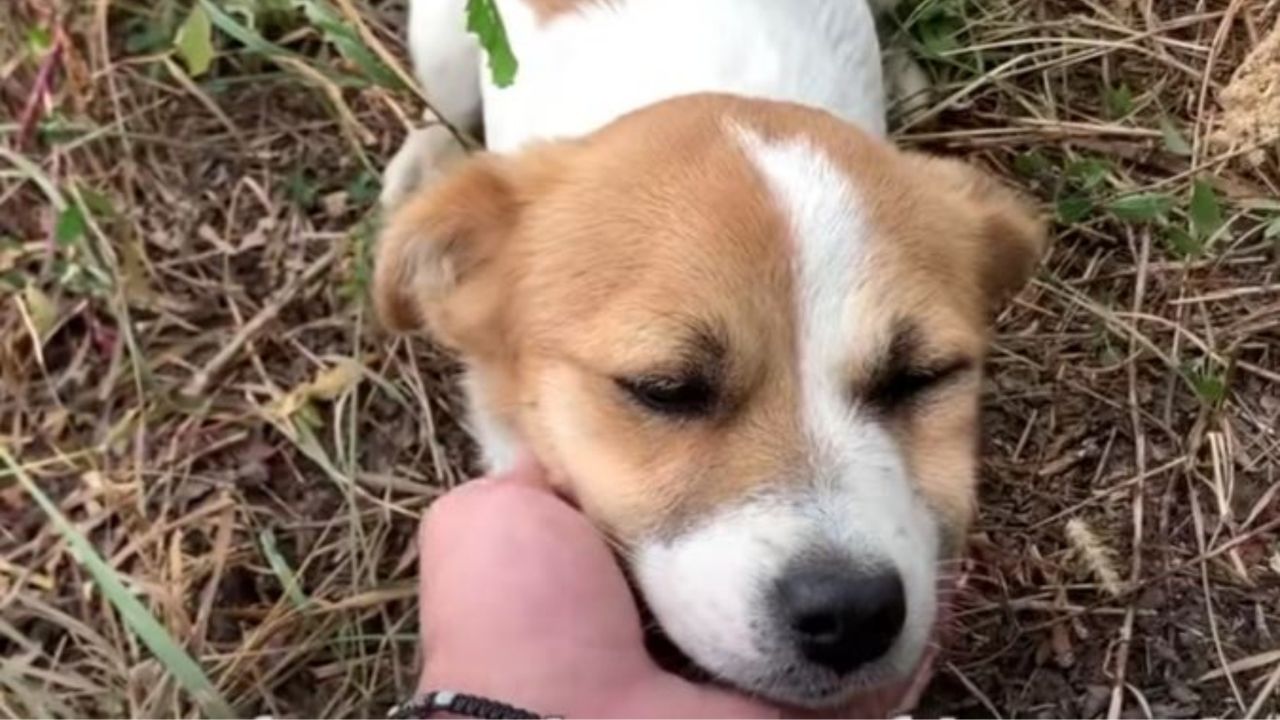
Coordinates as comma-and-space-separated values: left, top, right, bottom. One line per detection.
946, 661, 1003, 719
1107, 226, 1150, 720
17, 33, 64, 150
182, 248, 338, 397
1244, 660, 1280, 720
1189, 476, 1248, 712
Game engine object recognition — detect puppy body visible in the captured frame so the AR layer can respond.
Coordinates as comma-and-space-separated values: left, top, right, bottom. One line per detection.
413, 0, 886, 150
381, 0, 1046, 709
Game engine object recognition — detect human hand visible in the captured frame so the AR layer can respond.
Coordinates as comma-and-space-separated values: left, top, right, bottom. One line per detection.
415, 458, 931, 718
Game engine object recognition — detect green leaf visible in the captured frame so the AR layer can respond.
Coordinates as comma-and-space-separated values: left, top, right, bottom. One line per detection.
26, 26, 53, 55
54, 204, 85, 247
200, 0, 300, 61
911, 1, 966, 57
1160, 117, 1192, 157
1056, 194, 1093, 224
1104, 83, 1133, 119
0, 448, 236, 719
226, 0, 296, 30
126, 16, 174, 54
466, 0, 518, 87
1265, 216, 1280, 240
174, 4, 215, 78
80, 187, 118, 220
1065, 158, 1111, 191
1183, 361, 1227, 405
286, 171, 319, 209
294, 0, 403, 89
1107, 192, 1173, 223
1194, 374, 1226, 404
345, 170, 379, 206
1163, 224, 1202, 258
1189, 178, 1223, 240
23, 284, 58, 340
0, 271, 25, 293
1013, 151, 1049, 178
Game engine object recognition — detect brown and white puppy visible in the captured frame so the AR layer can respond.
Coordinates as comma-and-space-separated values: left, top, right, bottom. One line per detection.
377, 0, 1045, 709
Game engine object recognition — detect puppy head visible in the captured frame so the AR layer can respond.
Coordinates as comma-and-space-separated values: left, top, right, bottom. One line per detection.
376, 94, 1045, 706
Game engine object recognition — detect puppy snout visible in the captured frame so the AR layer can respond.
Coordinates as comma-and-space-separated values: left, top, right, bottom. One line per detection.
774, 560, 906, 675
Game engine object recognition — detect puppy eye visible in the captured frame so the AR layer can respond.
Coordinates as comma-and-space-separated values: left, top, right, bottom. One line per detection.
616, 374, 717, 418
866, 359, 971, 411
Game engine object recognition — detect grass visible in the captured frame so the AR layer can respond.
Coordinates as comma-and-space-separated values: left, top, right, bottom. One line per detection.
1, 0, 1278, 717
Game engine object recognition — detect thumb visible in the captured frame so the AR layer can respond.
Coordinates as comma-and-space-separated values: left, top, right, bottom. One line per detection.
486, 448, 548, 488
613, 672, 779, 718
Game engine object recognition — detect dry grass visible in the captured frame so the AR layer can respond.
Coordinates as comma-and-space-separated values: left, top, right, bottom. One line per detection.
1, 0, 1278, 717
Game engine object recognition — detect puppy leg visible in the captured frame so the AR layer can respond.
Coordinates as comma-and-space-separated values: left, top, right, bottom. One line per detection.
868, 0, 933, 125
885, 47, 932, 125
382, 0, 480, 210
408, 0, 482, 132
381, 123, 469, 211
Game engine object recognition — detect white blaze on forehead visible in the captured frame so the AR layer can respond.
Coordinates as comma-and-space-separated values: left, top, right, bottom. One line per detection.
730, 125, 872, 459
731, 124, 925, 525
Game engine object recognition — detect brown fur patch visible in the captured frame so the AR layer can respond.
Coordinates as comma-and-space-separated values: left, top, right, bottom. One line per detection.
520, 0, 602, 23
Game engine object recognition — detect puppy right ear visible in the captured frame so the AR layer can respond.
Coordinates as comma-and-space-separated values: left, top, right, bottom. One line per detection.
374, 154, 520, 352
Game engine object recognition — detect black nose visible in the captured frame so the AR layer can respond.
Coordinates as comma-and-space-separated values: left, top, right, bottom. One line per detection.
775, 561, 906, 675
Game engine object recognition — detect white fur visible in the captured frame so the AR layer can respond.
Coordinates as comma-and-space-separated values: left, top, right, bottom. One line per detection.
379, 123, 468, 210
634, 131, 939, 706
480, 0, 886, 151
407, 0, 481, 131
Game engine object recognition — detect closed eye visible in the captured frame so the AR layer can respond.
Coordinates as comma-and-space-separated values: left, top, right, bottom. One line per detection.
865, 357, 973, 411
615, 373, 718, 418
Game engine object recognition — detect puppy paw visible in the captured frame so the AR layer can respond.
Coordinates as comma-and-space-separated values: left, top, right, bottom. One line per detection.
885, 48, 933, 125
380, 123, 469, 211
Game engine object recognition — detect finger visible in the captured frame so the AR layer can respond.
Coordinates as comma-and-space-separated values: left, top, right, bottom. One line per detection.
417, 480, 650, 680
486, 448, 547, 488
611, 672, 780, 719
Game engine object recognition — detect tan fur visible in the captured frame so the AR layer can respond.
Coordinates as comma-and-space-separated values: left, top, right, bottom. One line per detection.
521, 0, 601, 23
375, 93, 1045, 544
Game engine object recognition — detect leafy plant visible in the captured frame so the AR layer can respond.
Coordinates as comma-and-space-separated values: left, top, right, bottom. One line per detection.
1106, 192, 1174, 223
1183, 358, 1228, 406
1266, 215, 1280, 240
296, 0, 403, 89
466, 0, 518, 87
909, 0, 968, 57
1160, 117, 1193, 156
1189, 178, 1223, 240
1041, 154, 1116, 224
1104, 83, 1133, 119
174, 3, 214, 76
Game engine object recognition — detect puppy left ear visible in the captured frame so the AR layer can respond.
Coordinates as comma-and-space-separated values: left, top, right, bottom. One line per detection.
912, 155, 1049, 310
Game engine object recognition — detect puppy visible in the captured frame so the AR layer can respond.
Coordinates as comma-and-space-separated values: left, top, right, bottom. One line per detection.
376, 0, 1045, 709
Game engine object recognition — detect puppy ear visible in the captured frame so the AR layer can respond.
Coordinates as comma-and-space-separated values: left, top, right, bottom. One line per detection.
374, 153, 522, 353
913, 155, 1049, 310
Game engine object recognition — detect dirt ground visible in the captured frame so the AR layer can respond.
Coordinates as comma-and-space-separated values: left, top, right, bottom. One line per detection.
2, 0, 1278, 717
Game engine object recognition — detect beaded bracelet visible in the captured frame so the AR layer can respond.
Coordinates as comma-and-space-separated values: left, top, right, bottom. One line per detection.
387, 690, 557, 719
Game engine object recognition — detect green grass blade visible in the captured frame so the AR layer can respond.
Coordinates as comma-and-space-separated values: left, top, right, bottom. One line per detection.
295, 0, 405, 90
0, 448, 237, 719
259, 528, 311, 610
199, 0, 367, 89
